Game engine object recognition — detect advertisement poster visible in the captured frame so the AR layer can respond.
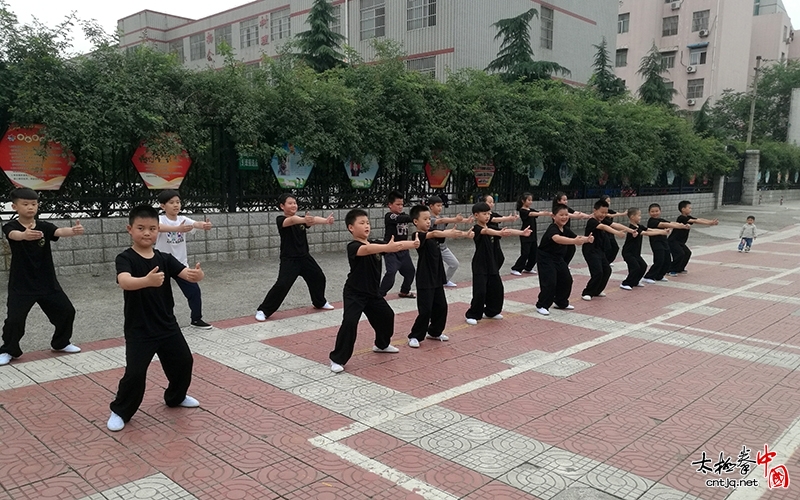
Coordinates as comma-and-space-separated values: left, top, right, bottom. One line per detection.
473, 162, 496, 188
558, 161, 574, 186
528, 162, 545, 187
271, 143, 313, 189
131, 138, 192, 189
0, 125, 74, 190
425, 160, 451, 189
344, 156, 380, 189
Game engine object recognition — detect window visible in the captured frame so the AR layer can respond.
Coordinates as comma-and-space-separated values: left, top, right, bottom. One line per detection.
784, 25, 789, 41
169, 40, 184, 62
661, 51, 676, 69
407, 56, 435, 78
615, 49, 628, 68
662, 16, 679, 36
618, 13, 629, 34
540, 6, 554, 49
665, 81, 674, 90
240, 17, 259, 48
360, 0, 386, 40
689, 47, 707, 65
215, 25, 232, 51
190, 34, 205, 61
407, 0, 436, 30
691, 10, 709, 31
687, 78, 704, 99
271, 8, 291, 41
331, 5, 342, 34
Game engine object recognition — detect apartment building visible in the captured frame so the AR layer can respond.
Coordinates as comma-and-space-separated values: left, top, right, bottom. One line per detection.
118, 0, 617, 85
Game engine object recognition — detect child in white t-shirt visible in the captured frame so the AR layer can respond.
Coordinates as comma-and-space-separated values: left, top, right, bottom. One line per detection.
155, 190, 213, 329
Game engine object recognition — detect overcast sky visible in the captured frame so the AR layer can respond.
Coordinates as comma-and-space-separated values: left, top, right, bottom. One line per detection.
5, 0, 800, 55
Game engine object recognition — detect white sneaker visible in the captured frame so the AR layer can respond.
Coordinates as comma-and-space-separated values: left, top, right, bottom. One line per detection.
555, 304, 574, 310
484, 314, 503, 320
524, 269, 537, 274
620, 285, 632, 291
373, 345, 400, 353
582, 295, 592, 301
426, 334, 449, 341
657, 278, 669, 282
408, 338, 420, 348
53, 344, 81, 354
536, 307, 550, 316
444, 281, 457, 287
598, 292, 606, 297
321, 302, 335, 310
255, 310, 267, 321
636, 282, 646, 287
609, 263, 614, 267
465, 318, 478, 325
510, 270, 522, 276
179, 395, 200, 408
0, 353, 12, 366
107, 412, 125, 432
641, 278, 656, 284
330, 361, 344, 373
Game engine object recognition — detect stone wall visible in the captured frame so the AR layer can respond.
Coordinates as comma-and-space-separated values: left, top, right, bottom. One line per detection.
0, 192, 716, 277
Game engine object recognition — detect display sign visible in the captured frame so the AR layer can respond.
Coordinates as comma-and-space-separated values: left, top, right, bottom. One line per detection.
425, 160, 451, 189
528, 162, 545, 187
410, 159, 424, 174
344, 156, 380, 189
558, 161, 574, 186
474, 162, 496, 188
131, 137, 192, 190
271, 143, 313, 188
0, 125, 74, 190
238, 155, 259, 171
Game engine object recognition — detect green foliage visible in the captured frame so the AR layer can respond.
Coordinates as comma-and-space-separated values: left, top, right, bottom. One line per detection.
294, 0, 346, 73
637, 43, 676, 107
588, 38, 626, 100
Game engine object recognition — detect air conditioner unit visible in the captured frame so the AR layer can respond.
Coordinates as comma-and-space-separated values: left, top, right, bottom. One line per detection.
686, 65, 697, 73
687, 99, 696, 106
671, 1, 681, 10
698, 29, 709, 37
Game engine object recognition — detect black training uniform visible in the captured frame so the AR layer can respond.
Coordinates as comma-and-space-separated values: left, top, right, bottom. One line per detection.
621, 223, 647, 287
536, 223, 576, 310
511, 208, 540, 273
379, 212, 415, 296
668, 214, 696, 273
408, 232, 448, 341
465, 225, 504, 320
643, 217, 671, 280
581, 218, 612, 297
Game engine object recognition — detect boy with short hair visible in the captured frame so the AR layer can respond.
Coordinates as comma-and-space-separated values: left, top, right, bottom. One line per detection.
380, 190, 416, 298
581, 199, 635, 301
156, 190, 213, 329
620, 207, 670, 290
427, 195, 470, 287
738, 216, 757, 252
407, 205, 470, 347
668, 200, 719, 275
107, 204, 205, 432
465, 202, 531, 326
329, 209, 420, 373
642, 203, 689, 284
256, 193, 335, 321
0, 188, 85, 366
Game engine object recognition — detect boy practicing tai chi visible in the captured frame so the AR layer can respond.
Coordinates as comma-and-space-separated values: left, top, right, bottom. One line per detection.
107, 205, 205, 432
427, 195, 470, 287
329, 209, 420, 373
380, 191, 417, 298
668, 200, 719, 276
156, 190, 213, 329
581, 199, 636, 301
465, 202, 530, 326
256, 194, 335, 321
620, 208, 670, 290
407, 205, 470, 348
642, 204, 689, 284
738, 216, 757, 252
0, 188, 85, 366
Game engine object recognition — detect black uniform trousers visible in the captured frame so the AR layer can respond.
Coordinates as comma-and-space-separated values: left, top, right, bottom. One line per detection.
564, 245, 576, 266
465, 274, 503, 320
622, 252, 647, 287
512, 236, 537, 272
1, 291, 75, 358
258, 254, 327, 317
109, 332, 193, 422
668, 240, 692, 273
644, 242, 671, 280
581, 247, 612, 297
536, 254, 572, 310
409, 286, 447, 341
605, 237, 620, 264
330, 290, 394, 366
380, 250, 415, 296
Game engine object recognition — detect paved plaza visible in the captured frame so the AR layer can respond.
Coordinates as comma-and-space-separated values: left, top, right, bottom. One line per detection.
2, 203, 800, 499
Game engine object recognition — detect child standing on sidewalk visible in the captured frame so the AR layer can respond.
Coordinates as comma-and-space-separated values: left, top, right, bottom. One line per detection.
427, 195, 469, 287
642, 204, 689, 284
668, 200, 719, 276
380, 191, 416, 298
738, 216, 757, 252
580, 199, 634, 301
619, 207, 670, 290
511, 192, 550, 276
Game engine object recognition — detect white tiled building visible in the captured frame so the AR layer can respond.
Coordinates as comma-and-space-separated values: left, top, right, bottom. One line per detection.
118, 0, 617, 84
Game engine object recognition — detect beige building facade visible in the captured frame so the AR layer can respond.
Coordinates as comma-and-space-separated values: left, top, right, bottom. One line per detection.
615, 0, 797, 110
118, 0, 617, 85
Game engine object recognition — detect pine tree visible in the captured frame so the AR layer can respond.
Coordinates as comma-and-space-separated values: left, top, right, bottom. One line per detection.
589, 37, 626, 100
295, 0, 345, 72
637, 43, 676, 107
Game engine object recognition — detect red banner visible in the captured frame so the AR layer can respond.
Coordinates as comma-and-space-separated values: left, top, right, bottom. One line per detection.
425, 160, 451, 189
131, 137, 192, 189
0, 125, 74, 190
474, 162, 496, 188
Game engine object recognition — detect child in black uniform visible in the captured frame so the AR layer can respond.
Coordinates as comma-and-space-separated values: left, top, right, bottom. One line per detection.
379, 191, 416, 298
407, 205, 469, 347
581, 199, 635, 301
465, 202, 530, 326
330, 209, 420, 373
511, 192, 550, 276
667, 200, 719, 276
107, 205, 205, 432
256, 193, 335, 321
479, 194, 518, 271
552, 192, 591, 266
535, 204, 593, 316
620, 207, 670, 290
642, 204, 689, 284
0, 188, 85, 366
598, 195, 626, 265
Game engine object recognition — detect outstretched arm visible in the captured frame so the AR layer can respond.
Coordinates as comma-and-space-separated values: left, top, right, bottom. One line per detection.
692, 217, 719, 226
54, 221, 85, 238
552, 234, 593, 246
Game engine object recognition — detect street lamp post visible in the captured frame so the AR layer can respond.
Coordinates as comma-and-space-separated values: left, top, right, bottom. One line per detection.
746, 55, 762, 145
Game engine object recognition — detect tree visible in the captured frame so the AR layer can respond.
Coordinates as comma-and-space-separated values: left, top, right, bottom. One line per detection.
588, 37, 626, 100
486, 8, 570, 83
693, 99, 712, 138
295, 0, 346, 73
637, 43, 676, 107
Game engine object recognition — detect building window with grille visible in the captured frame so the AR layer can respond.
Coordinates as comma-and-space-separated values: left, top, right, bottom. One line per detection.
691, 10, 709, 31
618, 13, 629, 34
361, 0, 386, 40
687, 78, 704, 99
665, 81, 674, 90
407, 0, 436, 31
689, 47, 707, 65
271, 8, 291, 41
169, 40, 184, 62
240, 17, 259, 48
190, 34, 205, 61
215, 25, 232, 51
407, 56, 435, 78
661, 51, 676, 69
540, 7, 554, 49
662, 16, 678, 36
615, 49, 628, 68
330, 5, 342, 34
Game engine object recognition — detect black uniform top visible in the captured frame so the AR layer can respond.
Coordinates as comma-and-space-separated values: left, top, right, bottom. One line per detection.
539, 223, 577, 259
668, 214, 697, 245
276, 215, 310, 259
602, 208, 617, 226
344, 240, 382, 296
647, 217, 669, 246
115, 248, 185, 340
415, 231, 446, 289
622, 223, 646, 256
488, 212, 504, 265
3, 219, 61, 296
583, 218, 607, 253
471, 225, 499, 276
519, 208, 539, 239
384, 212, 412, 242
430, 215, 447, 245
